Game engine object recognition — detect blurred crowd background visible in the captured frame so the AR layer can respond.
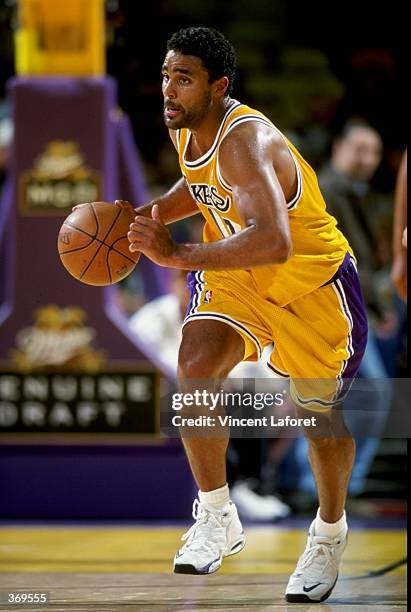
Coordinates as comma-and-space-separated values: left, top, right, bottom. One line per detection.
1, 0, 407, 188
0, 0, 407, 519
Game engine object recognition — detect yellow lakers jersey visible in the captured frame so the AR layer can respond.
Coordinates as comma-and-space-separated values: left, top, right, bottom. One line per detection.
176, 101, 353, 306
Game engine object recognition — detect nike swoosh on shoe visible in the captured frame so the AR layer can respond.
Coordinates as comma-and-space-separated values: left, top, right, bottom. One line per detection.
302, 583, 323, 592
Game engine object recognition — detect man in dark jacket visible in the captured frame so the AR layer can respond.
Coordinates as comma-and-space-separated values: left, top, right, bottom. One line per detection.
318, 120, 383, 322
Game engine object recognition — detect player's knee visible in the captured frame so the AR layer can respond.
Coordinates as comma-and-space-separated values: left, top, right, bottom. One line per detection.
177, 352, 220, 379
178, 320, 244, 380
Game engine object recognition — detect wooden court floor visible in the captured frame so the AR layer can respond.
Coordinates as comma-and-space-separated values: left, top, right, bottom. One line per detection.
0, 524, 406, 611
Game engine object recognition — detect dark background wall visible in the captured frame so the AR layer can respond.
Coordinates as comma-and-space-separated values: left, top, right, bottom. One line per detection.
1, 0, 405, 189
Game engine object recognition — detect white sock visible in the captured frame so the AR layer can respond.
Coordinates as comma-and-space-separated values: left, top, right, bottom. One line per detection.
314, 508, 347, 537
199, 484, 230, 512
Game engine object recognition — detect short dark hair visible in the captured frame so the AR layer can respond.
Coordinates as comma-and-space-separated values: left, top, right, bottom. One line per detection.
338, 118, 377, 141
167, 27, 236, 96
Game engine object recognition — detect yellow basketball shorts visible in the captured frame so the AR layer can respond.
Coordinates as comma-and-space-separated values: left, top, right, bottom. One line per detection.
182, 254, 368, 410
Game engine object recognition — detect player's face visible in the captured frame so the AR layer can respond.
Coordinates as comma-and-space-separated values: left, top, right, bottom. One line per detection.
162, 51, 214, 130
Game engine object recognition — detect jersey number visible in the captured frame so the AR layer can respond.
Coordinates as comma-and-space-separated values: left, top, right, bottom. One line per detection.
209, 210, 242, 237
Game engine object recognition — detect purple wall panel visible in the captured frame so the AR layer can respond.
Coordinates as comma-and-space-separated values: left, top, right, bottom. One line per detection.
0, 444, 195, 519
0, 77, 194, 519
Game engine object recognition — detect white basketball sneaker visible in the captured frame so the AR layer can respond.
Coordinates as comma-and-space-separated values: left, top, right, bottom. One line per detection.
174, 498, 245, 575
285, 519, 348, 602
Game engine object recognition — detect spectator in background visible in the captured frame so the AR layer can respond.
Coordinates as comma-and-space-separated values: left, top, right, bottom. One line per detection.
319, 120, 401, 374
391, 149, 407, 302
293, 119, 394, 504
128, 267, 290, 521
319, 119, 385, 322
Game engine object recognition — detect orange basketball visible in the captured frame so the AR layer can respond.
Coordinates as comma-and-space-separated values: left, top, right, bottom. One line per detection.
58, 202, 140, 286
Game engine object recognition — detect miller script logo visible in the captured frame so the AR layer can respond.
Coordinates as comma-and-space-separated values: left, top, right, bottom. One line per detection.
1, 307, 158, 435
189, 183, 231, 212
20, 141, 101, 215
10, 305, 106, 373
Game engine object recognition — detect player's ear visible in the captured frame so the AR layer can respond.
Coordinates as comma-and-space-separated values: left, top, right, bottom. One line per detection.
213, 76, 229, 99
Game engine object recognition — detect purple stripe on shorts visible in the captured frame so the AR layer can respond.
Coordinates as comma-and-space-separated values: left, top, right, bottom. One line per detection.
334, 259, 368, 379
186, 270, 201, 318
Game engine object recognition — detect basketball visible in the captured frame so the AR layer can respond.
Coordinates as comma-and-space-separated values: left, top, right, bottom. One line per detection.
57, 202, 140, 286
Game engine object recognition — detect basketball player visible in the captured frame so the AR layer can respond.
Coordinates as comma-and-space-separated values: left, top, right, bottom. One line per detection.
122, 27, 368, 602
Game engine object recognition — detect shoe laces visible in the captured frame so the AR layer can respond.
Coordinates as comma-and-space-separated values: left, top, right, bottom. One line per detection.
297, 536, 340, 581
181, 499, 227, 555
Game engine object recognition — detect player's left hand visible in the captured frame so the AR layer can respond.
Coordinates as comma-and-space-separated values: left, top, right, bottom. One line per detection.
128, 205, 177, 266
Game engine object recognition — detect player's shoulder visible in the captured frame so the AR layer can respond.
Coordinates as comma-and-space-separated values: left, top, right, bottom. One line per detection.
219, 114, 288, 160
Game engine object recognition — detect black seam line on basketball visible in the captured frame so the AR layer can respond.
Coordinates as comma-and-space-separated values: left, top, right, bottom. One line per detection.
62, 223, 136, 264
59, 239, 107, 257
104, 244, 135, 282
341, 556, 407, 580
60, 243, 101, 256
61, 221, 101, 255
65, 220, 98, 241
80, 204, 123, 280
90, 199, 99, 234
61, 222, 97, 251
60, 242, 136, 268
105, 244, 112, 284
110, 236, 139, 264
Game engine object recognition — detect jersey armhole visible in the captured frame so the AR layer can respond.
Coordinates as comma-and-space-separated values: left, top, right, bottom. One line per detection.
286, 149, 303, 210
216, 148, 233, 193
218, 115, 303, 210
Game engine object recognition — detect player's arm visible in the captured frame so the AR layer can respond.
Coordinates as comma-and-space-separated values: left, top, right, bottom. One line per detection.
123, 176, 199, 224
391, 149, 407, 300
73, 176, 198, 224
128, 122, 292, 269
